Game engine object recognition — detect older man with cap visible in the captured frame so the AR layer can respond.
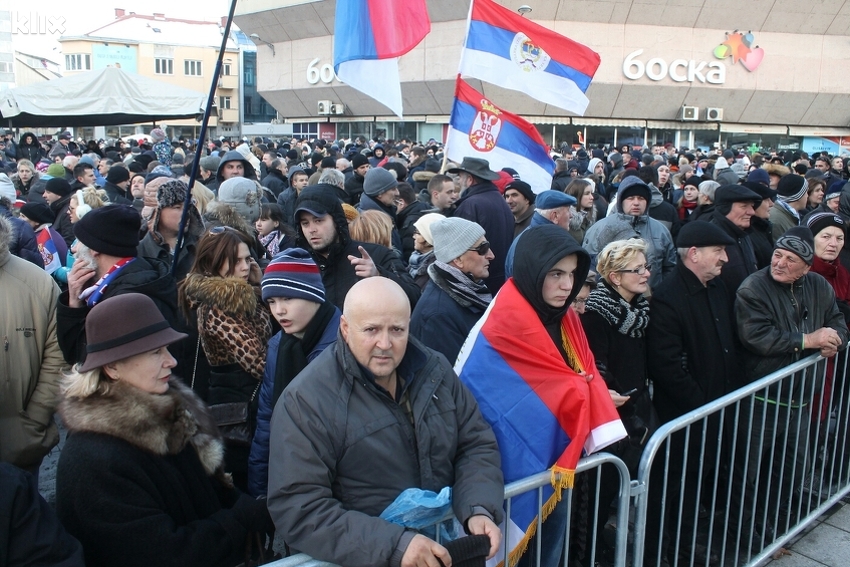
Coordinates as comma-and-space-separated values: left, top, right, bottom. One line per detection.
708, 184, 762, 296
411, 217, 493, 363
448, 157, 515, 294
646, 221, 739, 563
770, 174, 809, 240
57, 204, 183, 367
504, 180, 536, 238
504, 190, 576, 278
736, 226, 849, 523
584, 176, 677, 290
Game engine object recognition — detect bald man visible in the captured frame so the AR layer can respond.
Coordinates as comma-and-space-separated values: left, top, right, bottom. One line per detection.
267, 278, 505, 567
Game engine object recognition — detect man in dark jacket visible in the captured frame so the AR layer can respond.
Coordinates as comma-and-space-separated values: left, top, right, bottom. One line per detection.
57, 205, 185, 370
344, 154, 370, 205
261, 158, 288, 199
707, 185, 761, 299
294, 187, 420, 309
411, 218, 493, 363
736, 227, 849, 522
102, 165, 133, 205
358, 167, 403, 252
448, 157, 514, 294
550, 158, 572, 192
277, 166, 310, 226
267, 277, 504, 567
42, 177, 75, 247
743, 180, 777, 268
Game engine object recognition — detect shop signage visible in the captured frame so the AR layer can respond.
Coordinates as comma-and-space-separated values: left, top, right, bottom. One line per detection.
713, 31, 764, 72
623, 50, 725, 84
307, 58, 339, 85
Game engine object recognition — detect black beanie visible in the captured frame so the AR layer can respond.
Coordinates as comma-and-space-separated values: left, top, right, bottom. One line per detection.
106, 165, 130, 184
20, 202, 55, 225
352, 154, 369, 169
45, 177, 72, 198
286, 149, 298, 161
505, 180, 536, 205
74, 205, 141, 257
514, 224, 590, 325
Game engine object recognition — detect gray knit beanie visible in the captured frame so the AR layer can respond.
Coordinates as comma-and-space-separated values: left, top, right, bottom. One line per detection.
432, 217, 486, 263
363, 167, 398, 197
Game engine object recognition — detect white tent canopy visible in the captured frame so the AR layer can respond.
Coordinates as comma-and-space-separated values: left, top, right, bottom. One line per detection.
0, 67, 209, 127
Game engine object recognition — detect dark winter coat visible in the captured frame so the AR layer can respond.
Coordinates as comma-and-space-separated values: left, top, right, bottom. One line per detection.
396, 199, 433, 262
17, 132, 44, 163
294, 189, 420, 309
550, 170, 572, 192
344, 172, 365, 205
266, 334, 504, 567
453, 181, 515, 294
581, 297, 648, 395
276, 186, 297, 226
102, 180, 132, 205
410, 278, 485, 364
0, 463, 84, 567
261, 169, 288, 199
647, 262, 737, 422
48, 193, 75, 247
0, 205, 43, 268
736, 268, 849, 389
11, 171, 39, 198
708, 212, 758, 297
748, 215, 775, 269
56, 379, 253, 567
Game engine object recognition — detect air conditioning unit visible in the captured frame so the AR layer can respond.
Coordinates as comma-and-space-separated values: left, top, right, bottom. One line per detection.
317, 100, 332, 115
681, 106, 699, 121
331, 103, 345, 115
706, 107, 724, 121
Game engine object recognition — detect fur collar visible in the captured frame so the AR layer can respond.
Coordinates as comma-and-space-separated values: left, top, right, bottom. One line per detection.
181, 273, 260, 316
203, 201, 255, 236
59, 379, 226, 478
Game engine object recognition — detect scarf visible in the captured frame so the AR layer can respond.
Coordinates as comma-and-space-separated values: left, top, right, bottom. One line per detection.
260, 230, 282, 257
80, 257, 136, 307
408, 250, 434, 280
272, 300, 337, 409
776, 198, 801, 221
812, 255, 850, 302
678, 198, 698, 220
427, 261, 492, 311
584, 279, 650, 338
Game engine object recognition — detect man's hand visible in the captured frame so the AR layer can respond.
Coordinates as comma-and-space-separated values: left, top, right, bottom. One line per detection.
348, 245, 379, 278
804, 328, 842, 353
466, 515, 501, 559
67, 259, 96, 308
400, 534, 451, 567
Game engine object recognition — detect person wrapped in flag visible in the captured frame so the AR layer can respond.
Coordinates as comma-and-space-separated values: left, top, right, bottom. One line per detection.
19, 202, 68, 275
455, 224, 626, 567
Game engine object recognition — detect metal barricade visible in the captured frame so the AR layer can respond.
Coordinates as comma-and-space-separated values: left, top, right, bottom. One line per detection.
263, 452, 633, 567
632, 350, 850, 567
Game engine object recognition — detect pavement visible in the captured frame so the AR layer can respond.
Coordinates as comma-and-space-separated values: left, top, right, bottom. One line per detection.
764, 500, 850, 567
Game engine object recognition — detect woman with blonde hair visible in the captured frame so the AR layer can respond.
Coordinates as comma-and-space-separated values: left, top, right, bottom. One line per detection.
56, 293, 272, 567
348, 209, 395, 251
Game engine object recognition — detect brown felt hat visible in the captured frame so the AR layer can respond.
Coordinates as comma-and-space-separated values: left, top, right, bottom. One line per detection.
78, 293, 187, 372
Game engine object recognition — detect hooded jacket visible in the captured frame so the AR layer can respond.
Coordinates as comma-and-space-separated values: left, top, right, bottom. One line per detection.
583, 182, 676, 290
294, 188, 420, 308
0, 251, 63, 469
17, 132, 44, 163
215, 150, 257, 185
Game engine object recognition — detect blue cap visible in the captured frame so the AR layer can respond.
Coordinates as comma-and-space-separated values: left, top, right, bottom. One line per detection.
535, 190, 577, 209
747, 168, 770, 187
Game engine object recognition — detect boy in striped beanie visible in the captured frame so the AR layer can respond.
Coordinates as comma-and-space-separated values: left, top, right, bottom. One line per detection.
249, 248, 341, 497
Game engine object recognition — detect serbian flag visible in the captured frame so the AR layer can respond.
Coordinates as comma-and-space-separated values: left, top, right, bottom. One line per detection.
459, 0, 600, 116
36, 228, 61, 274
447, 78, 554, 192
333, 0, 430, 117
455, 280, 626, 567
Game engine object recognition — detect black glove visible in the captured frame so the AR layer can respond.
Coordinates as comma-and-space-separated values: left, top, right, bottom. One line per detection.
232, 493, 274, 534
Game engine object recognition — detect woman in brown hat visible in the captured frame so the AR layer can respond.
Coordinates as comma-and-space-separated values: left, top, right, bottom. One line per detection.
55, 293, 272, 567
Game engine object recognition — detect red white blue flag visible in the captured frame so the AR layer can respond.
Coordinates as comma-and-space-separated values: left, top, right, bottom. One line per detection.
459, 0, 601, 115
333, 0, 430, 117
447, 78, 554, 192
35, 228, 61, 274
455, 280, 626, 566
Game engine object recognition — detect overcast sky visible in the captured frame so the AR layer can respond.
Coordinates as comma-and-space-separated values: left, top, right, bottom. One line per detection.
11, 0, 231, 60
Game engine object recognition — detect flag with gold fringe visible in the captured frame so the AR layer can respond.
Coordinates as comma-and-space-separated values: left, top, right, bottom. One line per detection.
454, 279, 626, 567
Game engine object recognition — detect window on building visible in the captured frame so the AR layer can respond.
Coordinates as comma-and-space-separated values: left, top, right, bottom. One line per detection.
0, 62, 9, 73
292, 122, 319, 137
243, 97, 252, 115
219, 96, 231, 109
184, 60, 202, 76
244, 66, 254, 87
65, 54, 91, 71
155, 58, 173, 75
222, 63, 231, 76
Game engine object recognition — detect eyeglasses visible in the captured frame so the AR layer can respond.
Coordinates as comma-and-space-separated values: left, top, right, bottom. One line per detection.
616, 264, 652, 275
468, 241, 491, 256
572, 298, 587, 306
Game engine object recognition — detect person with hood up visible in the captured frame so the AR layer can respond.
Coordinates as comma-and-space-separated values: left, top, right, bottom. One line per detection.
246, 249, 342, 498
17, 132, 44, 163
214, 150, 258, 191
293, 186, 420, 309
368, 144, 385, 167
583, 176, 676, 290
234, 143, 262, 178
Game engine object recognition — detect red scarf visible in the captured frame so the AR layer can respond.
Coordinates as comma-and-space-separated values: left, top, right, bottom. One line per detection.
812, 255, 850, 301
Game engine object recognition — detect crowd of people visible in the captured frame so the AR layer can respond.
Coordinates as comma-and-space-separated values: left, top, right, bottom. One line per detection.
2, 129, 850, 567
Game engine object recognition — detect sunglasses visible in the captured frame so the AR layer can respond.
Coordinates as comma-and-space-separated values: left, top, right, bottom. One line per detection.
616, 264, 652, 275
467, 241, 491, 256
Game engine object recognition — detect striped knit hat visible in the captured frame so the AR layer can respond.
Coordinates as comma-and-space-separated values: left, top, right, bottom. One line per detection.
261, 248, 325, 303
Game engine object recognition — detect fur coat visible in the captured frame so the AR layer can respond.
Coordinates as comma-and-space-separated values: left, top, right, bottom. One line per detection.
56, 379, 250, 567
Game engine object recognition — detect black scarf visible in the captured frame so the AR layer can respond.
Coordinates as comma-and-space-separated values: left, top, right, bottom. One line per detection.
584, 279, 650, 338
427, 261, 492, 311
272, 299, 337, 408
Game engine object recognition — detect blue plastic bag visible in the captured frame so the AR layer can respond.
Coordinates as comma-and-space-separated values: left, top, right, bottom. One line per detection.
380, 487, 463, 542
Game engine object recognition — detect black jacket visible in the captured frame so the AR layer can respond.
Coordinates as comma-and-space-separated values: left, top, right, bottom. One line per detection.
17, 132, 44, 163
49, 194, 75, 247
344, 172, 365, 205
647, 262, 738, 422
396, 200, 433, 262
102, 181, 132, 205
748, 215, 774, 269
453, 181, 515, 294
261, 170, 288, 199
0, 206, 43, 268
708, 212, 758, 297
410, 277, 485, 363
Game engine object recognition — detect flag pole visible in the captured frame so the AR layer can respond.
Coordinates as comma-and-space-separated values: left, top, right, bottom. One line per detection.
172, 0, 239, 276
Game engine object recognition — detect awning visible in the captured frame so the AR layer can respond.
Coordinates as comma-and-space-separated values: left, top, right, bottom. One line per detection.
720, 123, 788, 135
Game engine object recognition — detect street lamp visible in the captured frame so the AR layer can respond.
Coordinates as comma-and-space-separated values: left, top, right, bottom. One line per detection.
518, 5, 532, 17
249, 33, 275, 56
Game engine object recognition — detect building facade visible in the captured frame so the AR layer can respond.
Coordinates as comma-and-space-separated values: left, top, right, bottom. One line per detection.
234, 0, 850, 154
58, 9, 241, 140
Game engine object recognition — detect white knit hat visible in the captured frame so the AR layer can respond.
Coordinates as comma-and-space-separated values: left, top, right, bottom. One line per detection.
413, 212, 446, 246
432, 217, 485, 263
